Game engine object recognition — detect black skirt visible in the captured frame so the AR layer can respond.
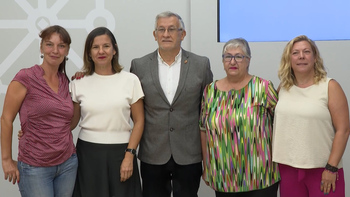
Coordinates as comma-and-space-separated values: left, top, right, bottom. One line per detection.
73, 139, 142, 197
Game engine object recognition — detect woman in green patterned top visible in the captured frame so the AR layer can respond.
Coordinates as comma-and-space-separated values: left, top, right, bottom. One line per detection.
199, 38, 280, 197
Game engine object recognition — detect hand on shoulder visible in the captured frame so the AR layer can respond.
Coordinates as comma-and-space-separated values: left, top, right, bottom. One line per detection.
71, 72, 85, 80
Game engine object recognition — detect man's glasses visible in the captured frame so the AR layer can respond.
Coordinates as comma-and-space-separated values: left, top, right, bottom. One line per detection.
156, 27, 183, 34
222, 54, 246, 62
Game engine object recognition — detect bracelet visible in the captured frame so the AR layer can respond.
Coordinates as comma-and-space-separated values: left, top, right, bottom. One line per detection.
324, 169, 337, 174
324, 169, 339, 181
325, 163, 338, 172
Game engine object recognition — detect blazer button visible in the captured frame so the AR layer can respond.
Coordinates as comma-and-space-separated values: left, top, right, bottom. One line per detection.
170, 127, 174, 132
170, 108, 174, 112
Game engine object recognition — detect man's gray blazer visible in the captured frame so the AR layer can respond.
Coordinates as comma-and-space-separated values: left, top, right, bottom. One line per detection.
130, 49, 213, 165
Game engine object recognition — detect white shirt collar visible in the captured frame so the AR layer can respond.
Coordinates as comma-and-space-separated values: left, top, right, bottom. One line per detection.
157, 49, 182, 66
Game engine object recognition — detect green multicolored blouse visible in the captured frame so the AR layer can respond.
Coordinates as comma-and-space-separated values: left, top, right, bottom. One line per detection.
199, 76, 280, 193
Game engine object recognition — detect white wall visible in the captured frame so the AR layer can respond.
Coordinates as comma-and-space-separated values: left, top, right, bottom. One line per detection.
0, 0, 349, 196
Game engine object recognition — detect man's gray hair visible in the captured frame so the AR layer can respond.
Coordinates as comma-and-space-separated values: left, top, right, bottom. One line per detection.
154, 11, 185, 30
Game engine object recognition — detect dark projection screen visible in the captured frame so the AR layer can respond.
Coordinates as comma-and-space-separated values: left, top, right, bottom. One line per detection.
218, 0, 350, 42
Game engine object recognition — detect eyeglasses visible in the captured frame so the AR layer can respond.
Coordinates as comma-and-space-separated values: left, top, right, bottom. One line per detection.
222, 54, 246, 62
156, 27, 183, 34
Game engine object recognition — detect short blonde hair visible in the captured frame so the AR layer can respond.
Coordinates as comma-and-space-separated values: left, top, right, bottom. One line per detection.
278, 35, 327, 90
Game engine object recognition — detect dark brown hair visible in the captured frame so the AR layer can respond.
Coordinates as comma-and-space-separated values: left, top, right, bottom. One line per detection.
82, 27, 122, 75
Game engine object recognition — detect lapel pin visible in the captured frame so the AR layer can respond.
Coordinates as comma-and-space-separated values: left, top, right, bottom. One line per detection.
184, 60, 188, 64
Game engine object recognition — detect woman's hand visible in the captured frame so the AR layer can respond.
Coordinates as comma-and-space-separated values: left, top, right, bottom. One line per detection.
71, 72, 85, 80
201, 163, 209, 186
17, 130, 23, 140
320, 170, 337, 194
2, 159, 20, 184
120, 153, 134, 182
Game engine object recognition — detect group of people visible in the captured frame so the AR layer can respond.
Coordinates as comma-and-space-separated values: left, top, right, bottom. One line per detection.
1, 10, 349, 197
199, 36, 349, 197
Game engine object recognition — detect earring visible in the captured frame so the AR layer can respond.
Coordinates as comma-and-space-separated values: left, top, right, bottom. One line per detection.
40, 54, 43, 58
65, 57, 69, 61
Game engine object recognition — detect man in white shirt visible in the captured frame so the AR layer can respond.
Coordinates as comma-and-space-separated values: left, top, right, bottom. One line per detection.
130, 11, 213, 197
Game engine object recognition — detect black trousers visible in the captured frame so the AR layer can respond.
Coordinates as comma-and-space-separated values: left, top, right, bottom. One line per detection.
215, 182, 279, 197
141, 156, 202, 197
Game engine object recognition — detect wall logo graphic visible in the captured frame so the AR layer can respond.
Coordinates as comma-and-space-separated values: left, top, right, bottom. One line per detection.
0, 0, 116, 95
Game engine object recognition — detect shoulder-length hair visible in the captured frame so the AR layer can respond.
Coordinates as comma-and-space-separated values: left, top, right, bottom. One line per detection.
278, 35, 327, 90
82, 27, 122, 75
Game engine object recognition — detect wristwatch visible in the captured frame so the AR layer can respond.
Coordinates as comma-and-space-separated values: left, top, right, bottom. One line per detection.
125, 148, 137, 155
